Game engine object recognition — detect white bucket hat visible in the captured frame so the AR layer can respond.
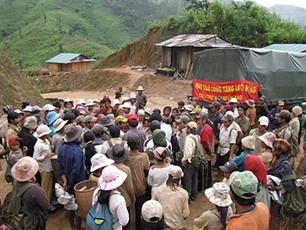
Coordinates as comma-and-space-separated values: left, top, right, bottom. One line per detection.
36, 125, 51, 137
205, 182, 232, 207
137, 86, 144, 91
258, 132, 276, 149
90, 153, 114, 172
241, 135, 255, 150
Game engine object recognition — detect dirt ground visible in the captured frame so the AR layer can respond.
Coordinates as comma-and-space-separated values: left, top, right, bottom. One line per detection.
0, 158, 214, 230
39, 90, 213, 229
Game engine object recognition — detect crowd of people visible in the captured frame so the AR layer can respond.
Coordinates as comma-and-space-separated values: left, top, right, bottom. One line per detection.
0, 86, 305, 230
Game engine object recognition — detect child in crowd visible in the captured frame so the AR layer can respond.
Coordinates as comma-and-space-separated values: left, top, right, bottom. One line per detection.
8, 135, 27, 166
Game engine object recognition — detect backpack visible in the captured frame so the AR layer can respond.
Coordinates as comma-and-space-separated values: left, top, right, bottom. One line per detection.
0, 182, 40, 230
282, 127, 299, 157
4, 156, 12, 183
190, 136, 211, 169
280, 161, 306, 217
86, 201, 113, 230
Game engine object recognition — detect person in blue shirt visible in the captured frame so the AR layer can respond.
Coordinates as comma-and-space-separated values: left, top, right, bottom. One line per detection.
232, 135, 255, 171
267, 100, 284, 131
58, 123, 86, 230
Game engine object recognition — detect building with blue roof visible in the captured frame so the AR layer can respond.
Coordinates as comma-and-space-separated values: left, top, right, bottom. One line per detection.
46, 53, 96, 72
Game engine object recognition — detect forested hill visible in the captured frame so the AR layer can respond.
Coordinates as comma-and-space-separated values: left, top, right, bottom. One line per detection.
0, 0, 186, 68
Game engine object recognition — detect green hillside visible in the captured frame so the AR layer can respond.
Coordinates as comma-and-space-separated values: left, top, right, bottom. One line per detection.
0, 0, 186, 68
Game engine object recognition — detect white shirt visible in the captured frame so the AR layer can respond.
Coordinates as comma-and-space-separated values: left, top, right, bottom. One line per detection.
161, 123, 172, 141
219, 124, 237, 156
33, 138, 53, 172
92, 190, 129, 230
182, 134, 198, 163
147, 164, 174, 195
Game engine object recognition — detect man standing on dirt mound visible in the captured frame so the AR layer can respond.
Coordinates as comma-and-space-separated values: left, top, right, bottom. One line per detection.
136, 86, 147, 111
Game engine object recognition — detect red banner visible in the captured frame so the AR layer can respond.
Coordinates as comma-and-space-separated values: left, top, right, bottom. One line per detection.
193, 79, 260, 103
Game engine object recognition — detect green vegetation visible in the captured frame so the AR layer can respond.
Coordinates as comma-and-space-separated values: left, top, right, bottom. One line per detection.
0, 0, 186, 68
164, 1, 306, 47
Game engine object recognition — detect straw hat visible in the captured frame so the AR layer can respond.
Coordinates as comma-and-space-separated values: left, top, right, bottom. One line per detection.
54, 118, 68, 133
11, 157, 39, 182
205, 182, 232, 207
246, 99, 255, 108
229, 98, 238, 103
258, 132, 276, 149
90, 153, 114, 172
129, 92, 137, 100
64, 124, 83, 142
241, 136, 255, 150
36, 125, 51, 137
142, 200, 163, 223
98, 165, 127, 191
183, 104, 194, 112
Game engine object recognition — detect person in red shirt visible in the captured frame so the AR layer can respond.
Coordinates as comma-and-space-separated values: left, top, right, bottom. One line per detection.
196, 113, 214, 190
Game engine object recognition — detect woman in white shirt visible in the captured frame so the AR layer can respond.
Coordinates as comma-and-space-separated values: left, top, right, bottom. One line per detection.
147, 147, 173, 196
91, 165, 129, 230
33, 125, 55, 202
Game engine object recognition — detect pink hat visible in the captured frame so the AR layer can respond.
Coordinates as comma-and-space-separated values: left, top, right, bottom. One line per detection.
11, 157, 39, 182
153, 147, 167, 160
98, 165, 127, 191
258, 132, 276, 149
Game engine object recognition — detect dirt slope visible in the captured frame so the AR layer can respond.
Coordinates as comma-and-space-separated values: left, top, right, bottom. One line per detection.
0, 51, 46, 108
94, 27, 163, 69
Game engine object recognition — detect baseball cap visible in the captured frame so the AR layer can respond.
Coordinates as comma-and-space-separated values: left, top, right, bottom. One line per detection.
196, 113, 208, 120
230, 171, 258, 199
222, 113, 234, 121
115, 115, 127, 123
258, 116, 269, 127
128, 114, 139, 122
169, 166, 184, 179
209, 101, 221, 108
187, 121, 197, 130
175, 115, 190, 124
219, 161, 238, 173
141, 200, 163, 223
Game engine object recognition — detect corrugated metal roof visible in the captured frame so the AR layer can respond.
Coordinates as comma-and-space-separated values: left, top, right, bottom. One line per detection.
262, 44, 306, 53
45, 53, 94, 64
46, 53, 81, 64
155, 34, 232, 47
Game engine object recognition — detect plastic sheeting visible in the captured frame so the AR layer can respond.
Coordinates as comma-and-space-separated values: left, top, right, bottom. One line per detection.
192, 48, 306, 103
